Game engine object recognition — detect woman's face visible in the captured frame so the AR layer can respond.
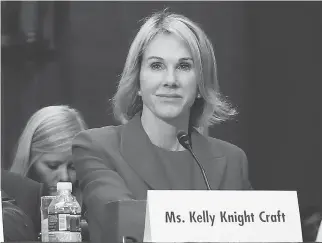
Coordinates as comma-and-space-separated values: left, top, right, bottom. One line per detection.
30, 151, 76, 195
139, 33, 198, 122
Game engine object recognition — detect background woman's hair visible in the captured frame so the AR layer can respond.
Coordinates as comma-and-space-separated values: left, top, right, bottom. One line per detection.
10, 105, 87, 177
112, 9, 237, 130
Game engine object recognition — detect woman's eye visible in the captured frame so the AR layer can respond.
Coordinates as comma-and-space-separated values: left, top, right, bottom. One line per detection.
150, 62, 164, 70
177, 62, 191, 71
68, 163, 75, 170
47, 164, 59, 170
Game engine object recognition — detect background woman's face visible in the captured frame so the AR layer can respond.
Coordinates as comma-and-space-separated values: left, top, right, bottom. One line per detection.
31, 151, 76, 195
139, 33, 198, 122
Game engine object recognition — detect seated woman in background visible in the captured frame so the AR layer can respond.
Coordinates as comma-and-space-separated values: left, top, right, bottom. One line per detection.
10, 105, 87, 201
72, 9, 252, 243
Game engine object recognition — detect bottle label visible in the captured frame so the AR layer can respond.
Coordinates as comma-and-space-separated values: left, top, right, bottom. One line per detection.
48, 213, 81, 232
48, 232, 82, 242
59, 214, 67, 231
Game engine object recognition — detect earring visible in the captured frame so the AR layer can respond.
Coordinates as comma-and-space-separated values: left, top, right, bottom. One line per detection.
197, 93, 201, 99
138, 90, 142, 96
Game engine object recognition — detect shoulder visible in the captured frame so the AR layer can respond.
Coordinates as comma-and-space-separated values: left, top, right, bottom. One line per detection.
1, 170, 43, 199
72, 125, 123, 151
79, 125, 121, 140
207, 136, 246, 159
1, 170, 43, 234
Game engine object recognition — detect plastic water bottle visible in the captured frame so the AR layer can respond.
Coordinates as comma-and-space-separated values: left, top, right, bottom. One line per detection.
47, 182, 82, 242
40, 196, 55, 242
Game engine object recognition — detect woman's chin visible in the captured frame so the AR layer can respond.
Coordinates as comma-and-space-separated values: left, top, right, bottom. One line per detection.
155, 108, 185, 120
46, 185, 57, 196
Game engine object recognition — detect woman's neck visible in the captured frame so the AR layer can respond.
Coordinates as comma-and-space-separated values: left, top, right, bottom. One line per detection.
141, 110, 189, 151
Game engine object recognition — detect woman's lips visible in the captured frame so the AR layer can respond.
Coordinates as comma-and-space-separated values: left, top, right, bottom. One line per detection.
156, 94, 182, 98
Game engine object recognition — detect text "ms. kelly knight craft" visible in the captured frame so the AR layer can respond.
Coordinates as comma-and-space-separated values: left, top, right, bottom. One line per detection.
165, 210, 287, 226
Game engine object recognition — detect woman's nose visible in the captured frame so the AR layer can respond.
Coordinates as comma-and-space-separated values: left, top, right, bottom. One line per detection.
57, 167, 70, 182
164, 68, 177, 86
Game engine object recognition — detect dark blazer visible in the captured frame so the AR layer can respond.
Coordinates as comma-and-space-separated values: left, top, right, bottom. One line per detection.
72, 114, 252, 243
1, 170, 44, 234
2, 191, 38, 241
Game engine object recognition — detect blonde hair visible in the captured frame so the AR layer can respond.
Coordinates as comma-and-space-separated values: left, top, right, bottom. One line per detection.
113, 9, 237, 130
10, 105, 87, 177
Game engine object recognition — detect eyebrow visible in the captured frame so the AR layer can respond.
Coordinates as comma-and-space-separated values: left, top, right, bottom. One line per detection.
45, 160, 64, 164
146, 56, 193, 62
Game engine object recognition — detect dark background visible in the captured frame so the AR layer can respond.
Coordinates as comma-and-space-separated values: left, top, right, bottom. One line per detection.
2, 2, 322, 209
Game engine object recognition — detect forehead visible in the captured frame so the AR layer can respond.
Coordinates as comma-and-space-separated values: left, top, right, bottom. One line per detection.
38, 151, 71, 162
143, 33, 192, 60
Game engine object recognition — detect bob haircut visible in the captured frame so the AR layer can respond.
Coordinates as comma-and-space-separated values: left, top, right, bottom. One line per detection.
113, 9, 237, 130
10, 105, 87, 177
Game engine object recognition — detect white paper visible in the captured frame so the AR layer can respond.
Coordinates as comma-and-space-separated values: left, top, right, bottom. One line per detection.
0, 191, 4, 242
316, 220, 322, 242
143, 201, 151, 242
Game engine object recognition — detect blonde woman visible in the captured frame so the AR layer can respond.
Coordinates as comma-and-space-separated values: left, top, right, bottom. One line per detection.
10, 105, 87, 198
72, 10, 252, 243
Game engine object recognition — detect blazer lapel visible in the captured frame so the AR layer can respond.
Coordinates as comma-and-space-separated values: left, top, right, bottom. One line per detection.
120, 115, 171, 190
119, 115, 227, 190
190, 130, 227, 190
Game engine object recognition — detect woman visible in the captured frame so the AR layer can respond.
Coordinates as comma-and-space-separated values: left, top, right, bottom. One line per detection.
72, 10, 252, 243
10, 105, 87, 198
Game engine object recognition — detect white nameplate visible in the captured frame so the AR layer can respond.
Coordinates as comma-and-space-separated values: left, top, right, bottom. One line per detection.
317, 221, 322, 242
143, 190, 302, 242
0, 191, 4, 242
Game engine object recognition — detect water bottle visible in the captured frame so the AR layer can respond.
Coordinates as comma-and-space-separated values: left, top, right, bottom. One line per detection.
47, 182, 82, 242
40, 196, 55, 242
